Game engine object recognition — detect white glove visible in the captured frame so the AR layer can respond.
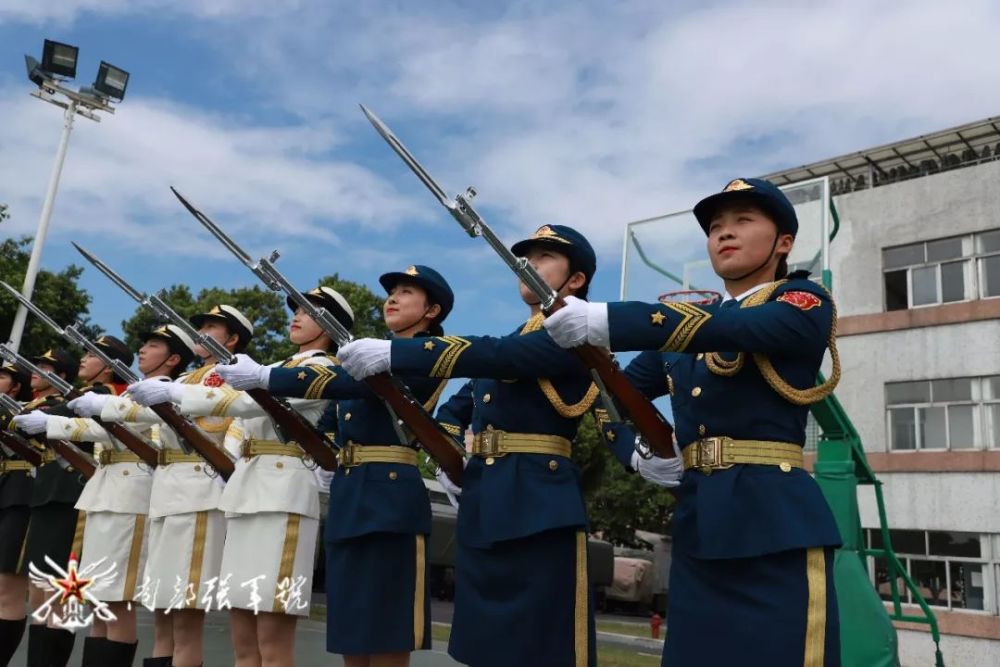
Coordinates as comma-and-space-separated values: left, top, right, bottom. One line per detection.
214, 354, 270, 391
314, 467, 335, 491
435, 467, 462, 509
631, 442, 684, 488
543, 296, 609, 348
12, 410, 49, 435
127, 378, 183, 406
68, 393, 110, 417
338, 339, 391, 380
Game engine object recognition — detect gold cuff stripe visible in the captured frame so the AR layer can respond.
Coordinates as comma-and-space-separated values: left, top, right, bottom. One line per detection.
804, 547, 827, 667
185, 511, 209, 609
658, 302, 711, 352
70, 418, 89, 442
211, 388, 243, 417
272, 513, 302, 614
413, 534, 426, 649
575, 530, 589, 667
303, 366, 339, 401
439, 422, 462, 437
123, 514, 147, 600
429, 336, 472, 378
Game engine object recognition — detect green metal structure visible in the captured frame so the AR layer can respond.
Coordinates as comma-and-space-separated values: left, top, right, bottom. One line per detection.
811, 201, 944, 667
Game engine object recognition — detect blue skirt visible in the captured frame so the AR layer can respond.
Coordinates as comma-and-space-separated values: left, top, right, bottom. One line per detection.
664, 546, 840, 667
324, 531, 431, 655
449, 528, 595, 667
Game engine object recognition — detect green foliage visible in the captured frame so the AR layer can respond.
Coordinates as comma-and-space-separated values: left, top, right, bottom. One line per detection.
0, 236, 99, 358
120, 276, 389, 363
572, 413, 675, 548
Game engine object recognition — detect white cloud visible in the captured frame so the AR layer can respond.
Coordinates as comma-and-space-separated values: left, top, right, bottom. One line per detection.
6, 0, 1000, 286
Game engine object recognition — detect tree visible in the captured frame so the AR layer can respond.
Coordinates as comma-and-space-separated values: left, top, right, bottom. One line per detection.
571, 413, 675, 548
120, 276, 389, 363
0, 236, 99, 358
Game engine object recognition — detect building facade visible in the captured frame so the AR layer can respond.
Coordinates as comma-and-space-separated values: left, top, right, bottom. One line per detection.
765, 119, 1000, 666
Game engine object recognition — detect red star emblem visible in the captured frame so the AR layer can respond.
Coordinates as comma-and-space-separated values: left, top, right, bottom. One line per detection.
52, 553, 93, 605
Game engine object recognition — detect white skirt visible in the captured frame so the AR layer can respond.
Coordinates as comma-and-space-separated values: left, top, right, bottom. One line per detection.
140, 510, 226, 611
218, 512, 318, 616
79, 511, 148, 602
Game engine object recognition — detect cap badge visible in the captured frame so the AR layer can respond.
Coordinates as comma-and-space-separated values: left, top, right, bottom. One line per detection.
405, 266, 419, 276
723, 179, 753, 192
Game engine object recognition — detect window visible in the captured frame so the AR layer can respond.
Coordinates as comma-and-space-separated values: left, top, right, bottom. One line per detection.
886, 376, 998, 450
882, 230, 1000, 310
866, 529, 989, 612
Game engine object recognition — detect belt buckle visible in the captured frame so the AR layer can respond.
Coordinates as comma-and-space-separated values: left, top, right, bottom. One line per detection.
696, 436, 733, 475
478, 426, 504, 458
338, 443, 357, 468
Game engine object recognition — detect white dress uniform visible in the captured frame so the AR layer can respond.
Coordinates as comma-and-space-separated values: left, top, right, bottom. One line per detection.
101, 368, 232, 612
45, 410, 153, 603
176, 350, 333, 616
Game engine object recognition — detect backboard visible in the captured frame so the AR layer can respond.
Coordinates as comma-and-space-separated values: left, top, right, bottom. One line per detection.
620, 177, 830, 301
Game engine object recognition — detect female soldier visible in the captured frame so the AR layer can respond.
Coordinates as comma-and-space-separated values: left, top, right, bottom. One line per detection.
0, 363, 33, 666
544, 178, 843, 667
339, 226, 601, 667
129, 286, 352, 667
216, 265, 453, 667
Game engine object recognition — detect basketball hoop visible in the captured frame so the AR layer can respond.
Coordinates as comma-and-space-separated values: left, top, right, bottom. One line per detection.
658, 289, 722, 306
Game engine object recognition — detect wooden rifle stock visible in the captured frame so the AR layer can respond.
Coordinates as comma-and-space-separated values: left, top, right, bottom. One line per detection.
148, 403, 235, 481
245, 388, 339, 471
0, 430, 43, 467
365, 373, 465, 485
547, 297, 676, 459
45, 439, 96, 479
63, 389, 160, 468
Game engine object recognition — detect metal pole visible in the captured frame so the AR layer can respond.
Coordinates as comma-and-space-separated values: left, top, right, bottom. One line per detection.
7, 99, 77, 352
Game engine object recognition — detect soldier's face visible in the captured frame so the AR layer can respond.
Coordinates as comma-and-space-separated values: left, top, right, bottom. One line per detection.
78, 352, 107, 382
30, 362, 55, 391
138, 339, 171, 374
706, 202, 793, 280
289, 307, 324, 345
195, 321, 231, 358
0, 373, 15, 397
518, 247, 578, 304
384, 282, 439, 333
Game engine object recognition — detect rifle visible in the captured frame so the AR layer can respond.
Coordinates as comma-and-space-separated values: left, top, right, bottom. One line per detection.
0, 395, 43, 466
0, 283, 161, 468
0, 357, 97, 478
67, 249, 243, 480
169, 187, 468, 484
360, 105, 675, 459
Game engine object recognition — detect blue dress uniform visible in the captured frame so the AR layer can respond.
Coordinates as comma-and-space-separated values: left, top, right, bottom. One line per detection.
0, 363, 33, 577
267, 265, 453, 657
603, 179, 843, 667
385, 225, 602, 667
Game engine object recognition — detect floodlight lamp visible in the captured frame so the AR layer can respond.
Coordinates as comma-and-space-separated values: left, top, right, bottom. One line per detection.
41, 39, 79, 79
93, 61, 129, 101
24, 55, 46, 87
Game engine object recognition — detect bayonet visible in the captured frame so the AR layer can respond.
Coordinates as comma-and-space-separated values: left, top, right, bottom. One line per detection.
170, 187, 467, 484
361, 105, 675, 459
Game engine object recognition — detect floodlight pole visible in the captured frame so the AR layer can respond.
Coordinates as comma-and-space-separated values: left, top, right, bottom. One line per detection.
8, 84, 111, 352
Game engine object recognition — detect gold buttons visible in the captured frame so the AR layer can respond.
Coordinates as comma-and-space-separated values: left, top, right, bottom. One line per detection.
691, 387, 702, 397
344, 413, 352, 421
779, 462, 792, 473
345, 468, 351, 476
485, 457, 495, 466
697, 353, 704, 360
194, 465, 202, 472
483, 393, 492, 403
389, 471, 398, 480
275, 461, 284, 469
122, 470, 129, 476
698, 424, 706, 436
548, 460, 559, 471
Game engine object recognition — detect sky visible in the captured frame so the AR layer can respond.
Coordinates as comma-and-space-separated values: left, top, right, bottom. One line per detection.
2, 0, 1000, 346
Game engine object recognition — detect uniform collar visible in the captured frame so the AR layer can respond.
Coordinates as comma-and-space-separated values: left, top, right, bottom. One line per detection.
722, 282, 771, 304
